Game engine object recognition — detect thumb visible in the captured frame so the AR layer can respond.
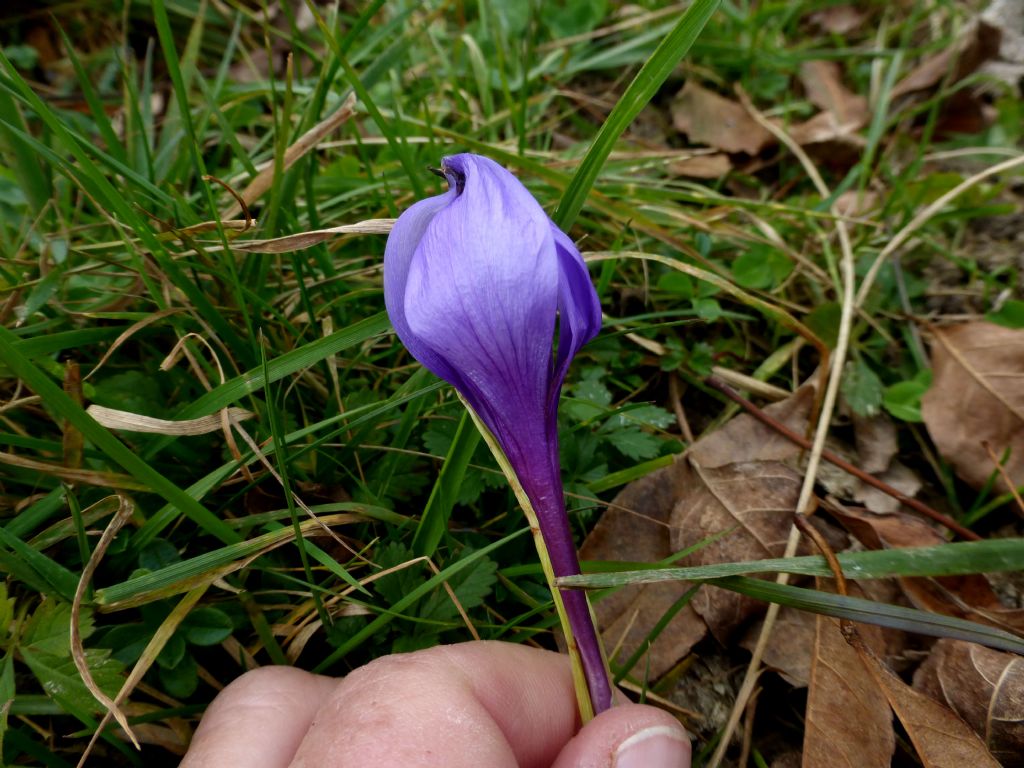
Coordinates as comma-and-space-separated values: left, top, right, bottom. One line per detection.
551, 703, 691, 768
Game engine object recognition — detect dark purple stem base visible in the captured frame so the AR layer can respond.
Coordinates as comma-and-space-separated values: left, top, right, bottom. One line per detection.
520, 471, 612, 716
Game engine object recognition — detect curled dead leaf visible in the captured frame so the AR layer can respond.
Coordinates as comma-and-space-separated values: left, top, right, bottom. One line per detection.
850, 630, 1001, 768
914, 639, 1024, 766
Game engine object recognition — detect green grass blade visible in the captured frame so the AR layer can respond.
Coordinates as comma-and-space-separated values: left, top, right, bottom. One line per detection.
170, 312, 391, 420
411, 411, 481, 557
313, 527, 530, 673
552, 0, 721, 230
0, 327, 239, 544
713, 575, 1024, 655
559, 538, 1024, 589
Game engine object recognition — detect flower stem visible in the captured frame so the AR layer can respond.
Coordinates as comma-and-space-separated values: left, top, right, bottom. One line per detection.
459, 396, 612, 720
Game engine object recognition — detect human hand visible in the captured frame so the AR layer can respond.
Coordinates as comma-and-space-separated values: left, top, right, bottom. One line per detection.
179, 640, 690, 767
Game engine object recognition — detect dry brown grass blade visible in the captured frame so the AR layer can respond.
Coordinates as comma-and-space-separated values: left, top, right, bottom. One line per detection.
230, 218, 396, 253
70, 496, 139, 754
82, 309, 182, 382
221, 91, 357, 219
78, 586, 209, 768
0, 451, 148, 491
86, 404, 254, 436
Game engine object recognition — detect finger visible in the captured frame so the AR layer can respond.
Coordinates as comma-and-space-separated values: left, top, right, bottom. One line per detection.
181, 665, 338, 768
288, 641, 578, 768
551, 703, 691, 768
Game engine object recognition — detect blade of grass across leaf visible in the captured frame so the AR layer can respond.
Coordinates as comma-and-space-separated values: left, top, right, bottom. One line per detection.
713, 576, 1024, 654
558, 538, 1024, 589
552, 0, 721, 230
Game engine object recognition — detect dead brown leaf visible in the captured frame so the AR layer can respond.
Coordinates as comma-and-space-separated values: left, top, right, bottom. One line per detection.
798, 61, 868, 125
807, 5, 867, 35
921, 322, 1024, 492
851, 631, 1001, 767
670, 461, 802, 641
579, 460, 708, 680
667, 152, 733, 179
671, 81, 775, 155
914, 639, 1024, 766
689, 384, 814, 468
803, 590, 894, 768
741, 606, 816, 687
825, 500, 1024, 639
893, 21, 1002, 98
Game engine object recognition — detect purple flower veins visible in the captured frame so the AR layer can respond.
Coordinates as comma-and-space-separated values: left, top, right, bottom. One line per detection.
383, 153, 611, 714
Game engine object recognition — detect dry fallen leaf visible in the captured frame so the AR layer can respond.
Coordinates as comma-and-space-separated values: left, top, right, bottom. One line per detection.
671, 81, 775, 155
798, 61, 868, 125
893, 20, 1002, 98
740, 605, 816, 687
579, 460, 708, 680
850, 630, 1001, 767
670, 460, 802, 641
807, 5, 867, 35
921, 322, 1024, 492
667, 152, 733, 179
914, 639, 1024, 766
689, 384, 813, 468
803, 589, 894, 768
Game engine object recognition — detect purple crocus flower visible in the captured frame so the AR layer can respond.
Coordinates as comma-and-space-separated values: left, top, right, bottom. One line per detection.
383, 153, 611, 714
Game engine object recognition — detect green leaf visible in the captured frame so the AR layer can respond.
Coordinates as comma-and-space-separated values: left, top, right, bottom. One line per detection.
0, 584, 15, 644
804, 302, 841, 349
692, 297, 723, 322
182, 607, 234, 646
657, 272, 694, 297
0, 326, 240, 545
986, 299, 1024, 329
158, 652, 197, 699
20, 647, 124, 715
413, 412, 482, 557
545, 0, 608, 38
315, 529, 529, 672
882, 371, 932, 423
731, 246, 794, 290
139, 539, 181, 571
841, 358, 883, 417
605, 428, 662, 460
156, 633, 186, 670
419, 552, 498, 623
22, 602, 90, 657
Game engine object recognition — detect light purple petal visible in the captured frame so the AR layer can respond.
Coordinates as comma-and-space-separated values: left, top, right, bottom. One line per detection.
550, 225, 602, 412
403, 154, 559, 464
384, 189, 460, 384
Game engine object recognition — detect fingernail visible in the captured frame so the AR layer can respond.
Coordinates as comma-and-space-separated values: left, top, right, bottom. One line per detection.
613, 725, 690, 768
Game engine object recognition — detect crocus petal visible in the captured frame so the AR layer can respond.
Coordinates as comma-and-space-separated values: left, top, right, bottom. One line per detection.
550, 225, 603, 415
402, 154, 559, 467
383, 190, 461, 386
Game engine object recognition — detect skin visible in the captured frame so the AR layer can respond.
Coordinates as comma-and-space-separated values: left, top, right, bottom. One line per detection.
179, 640, 690, 768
